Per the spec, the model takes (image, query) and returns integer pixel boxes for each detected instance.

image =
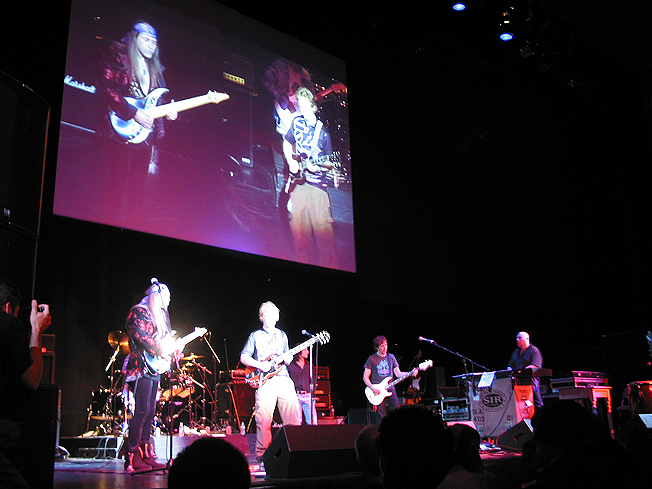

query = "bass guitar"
[143,326,207,375]
[365,359,433,406]
[245,331,330,388]
[109,88,229,145]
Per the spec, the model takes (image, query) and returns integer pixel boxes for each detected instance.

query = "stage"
[53,433,521,489]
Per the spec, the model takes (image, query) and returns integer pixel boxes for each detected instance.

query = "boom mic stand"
[418,336,490,399]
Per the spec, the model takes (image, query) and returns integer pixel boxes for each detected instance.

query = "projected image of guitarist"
[363,336,420,421]
[282,87,337,269]
[239,301,302,462]
[99,21,178,223]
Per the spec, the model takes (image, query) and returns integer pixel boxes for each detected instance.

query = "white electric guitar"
[109,88,229,145]
[143,327,207,375]
[365,359,433,406]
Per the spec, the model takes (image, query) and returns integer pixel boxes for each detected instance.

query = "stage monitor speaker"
[263,424,364,479]
[496,419,534,452]
[347,407,381,426]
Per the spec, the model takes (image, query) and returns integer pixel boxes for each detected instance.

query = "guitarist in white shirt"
[240,301,302,461]
[363,336,418,421]
[122,278,178,472]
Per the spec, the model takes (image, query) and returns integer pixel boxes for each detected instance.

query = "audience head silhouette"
[376,404,453,489]
[168,437,250,489]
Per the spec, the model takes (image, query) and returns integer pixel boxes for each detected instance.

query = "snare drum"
[627,381,652,415]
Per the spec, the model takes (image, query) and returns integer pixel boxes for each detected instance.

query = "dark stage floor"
[52,434,521,489]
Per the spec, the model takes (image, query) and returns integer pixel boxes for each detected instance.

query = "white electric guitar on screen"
[365,359,433,406]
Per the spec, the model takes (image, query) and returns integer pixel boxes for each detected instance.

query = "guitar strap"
[309,120,323,159]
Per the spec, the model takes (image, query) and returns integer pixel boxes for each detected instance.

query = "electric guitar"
[143,326,207,375]
[365,359,433,406]
[109,88,229,144]
[285,152,340,193]
[244,331,330,388]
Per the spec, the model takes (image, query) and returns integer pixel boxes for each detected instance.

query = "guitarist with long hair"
[363,336,418,422]
[240,301,302,461]
[99,21,178,223]
[122,278,178,472]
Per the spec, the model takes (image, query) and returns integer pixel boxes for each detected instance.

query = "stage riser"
[60,434,254,460]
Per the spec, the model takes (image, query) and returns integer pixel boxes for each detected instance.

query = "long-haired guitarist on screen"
[282,87,337,269]
[363,336,419,421]
[98,21,178,223]
[239,301,302,462]
[122,278,181,472]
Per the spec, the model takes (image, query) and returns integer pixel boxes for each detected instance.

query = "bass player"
[240,301,302,461]
[363,336,418,421]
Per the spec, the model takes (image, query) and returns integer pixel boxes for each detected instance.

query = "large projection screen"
[54,0,354,272]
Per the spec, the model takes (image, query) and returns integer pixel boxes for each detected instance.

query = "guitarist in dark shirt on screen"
[283,87,337,269]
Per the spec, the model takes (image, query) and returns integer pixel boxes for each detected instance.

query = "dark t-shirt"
[0,311,33,419]
[364,353,399,386]
[508,345,543,371]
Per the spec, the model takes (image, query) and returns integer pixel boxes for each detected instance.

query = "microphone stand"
[419,337,490,399]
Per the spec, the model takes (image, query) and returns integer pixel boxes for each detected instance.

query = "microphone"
[302,330,314,337]
[419,336,437,345]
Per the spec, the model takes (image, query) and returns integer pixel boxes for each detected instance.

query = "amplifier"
[550,377,610,390]
[441,398,470,422]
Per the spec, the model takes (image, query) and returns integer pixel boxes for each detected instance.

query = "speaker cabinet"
[263,424,364,478]
[10,385,60,489]
[216,382,255,417]
[496,419,534,452]
[617,413,652,442]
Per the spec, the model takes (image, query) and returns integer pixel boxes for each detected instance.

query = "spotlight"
[452,3,466,11]
[499,7,514,41]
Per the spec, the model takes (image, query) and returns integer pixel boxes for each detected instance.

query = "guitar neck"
[148,94,212,120]
[275,336,318,365]
[387,372,414,389]
[175,329,205,349]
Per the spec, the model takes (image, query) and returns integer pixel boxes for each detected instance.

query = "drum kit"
[86,330,219,436]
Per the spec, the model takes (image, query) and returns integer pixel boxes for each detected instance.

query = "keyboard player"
[507,331,544,408]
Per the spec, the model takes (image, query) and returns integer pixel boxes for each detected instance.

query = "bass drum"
[157,399,190,434]
[627,381,652,415]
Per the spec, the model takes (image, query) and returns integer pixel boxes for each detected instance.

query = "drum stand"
[87,341,128,436]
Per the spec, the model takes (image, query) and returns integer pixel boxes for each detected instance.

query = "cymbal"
[181,354,204,361]
[108,330,130,354]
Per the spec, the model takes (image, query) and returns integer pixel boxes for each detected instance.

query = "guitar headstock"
[315,331,330,345]
[419,360,433,370]
[206,91,230,104]
[195,327,208,335]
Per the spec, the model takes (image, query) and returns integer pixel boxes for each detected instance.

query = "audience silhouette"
[167,437,251,489]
